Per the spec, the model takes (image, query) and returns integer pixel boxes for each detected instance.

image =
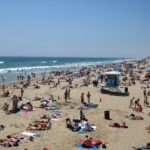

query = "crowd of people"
[0,58,150,149]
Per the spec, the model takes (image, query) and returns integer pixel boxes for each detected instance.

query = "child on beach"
[64,89,68,102]
[144,95,149,107]
[87,92,91,103]
[129,97,134,108]
[20,88,24,99]
[135,98,140,108]
[81,93,85,104]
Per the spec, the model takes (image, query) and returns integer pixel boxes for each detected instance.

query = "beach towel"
[16,109,35,117]
[76,144,100,150]
[51,118,61,121]
[79,126,97,134]
[79,105,89,110]
[46,110,62,116]
[80,104,98,110]
[21,131,40,137]
[86,103,98,108]
[0,131,39,148]
[47,107,58,110]
[141,145,150,150]
[46,110,67,119]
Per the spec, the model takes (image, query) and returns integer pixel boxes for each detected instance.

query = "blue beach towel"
[16,111,21,115]
[78,130,94,134]
[78,126,96,134]
[86,103,98,108]
[76,144,100,150]
[78,130,89,134]
[141,145,150,150]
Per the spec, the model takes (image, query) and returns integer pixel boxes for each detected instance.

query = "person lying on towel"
[20,102,33,111]
[109,122,128,128]
[66,118,81,131]
[134,105,143,113]
[79,119,94,131]
[66,118,94,132]
[27,118,51,130]
[126,114,143,120]
[40,99,49,108]
[80,135,105,148]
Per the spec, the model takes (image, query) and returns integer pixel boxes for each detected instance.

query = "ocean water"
[0,56,130,84]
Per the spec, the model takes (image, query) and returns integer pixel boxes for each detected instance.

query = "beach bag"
[102,144,106,148]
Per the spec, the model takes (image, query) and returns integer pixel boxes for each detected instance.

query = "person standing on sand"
[64,89,68,102]
[144,95,148,107]
[81,93,85,104]
[57,78,60,85]
[20,88,24,99]
[80,109,84,121]
[129,97,134,108]
[143,88,147,97]
[68,89,71,99]
[135,98,140,108]
[87,92,91,103]
[12,95,19,111]
[27,75,31,83]
[2,84,5,92]
[2,76,5,83]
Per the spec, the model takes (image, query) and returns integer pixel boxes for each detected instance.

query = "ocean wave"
[41,61,47,64]
[51,59,130,68]
[0,66,50,73]
[0,61,4,64]
[0,58,134,74]
[52,60,57,63]
[56,58,136,67]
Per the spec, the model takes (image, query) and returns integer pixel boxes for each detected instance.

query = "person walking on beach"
[1,75,3,81]
[57,78,60,85]
[129,97,134,108]
[17,75,20,81]
[135,98,140,108]
[20,88,24,99]
[81,93,85,104]
[1,75,4,81]
[64,89,68,102]
[27,75,31,83]
[80,109,84,121]
[2,76,4,83]
[68,89,71,99]
[143,88,147,97]
[12,95,19,111]
[2,84,5,92]
[87,92,91,103]
[144,95,148,107]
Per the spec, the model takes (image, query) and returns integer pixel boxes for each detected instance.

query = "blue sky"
[0,0,150,58]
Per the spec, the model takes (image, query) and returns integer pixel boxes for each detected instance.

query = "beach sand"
[0,60,150,150]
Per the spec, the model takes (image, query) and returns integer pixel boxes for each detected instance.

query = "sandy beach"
[0,58,150,150]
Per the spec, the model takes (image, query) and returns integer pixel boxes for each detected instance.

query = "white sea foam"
[52,60,57,63]
[0,61,4,64]
[41,61,47,64]
[50,59,129,68]
[0,66,50,73]
[0,58,135,74]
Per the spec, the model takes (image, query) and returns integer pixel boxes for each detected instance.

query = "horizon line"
[0,55,136,59]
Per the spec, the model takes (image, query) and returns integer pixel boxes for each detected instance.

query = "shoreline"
[0,58,139,85]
